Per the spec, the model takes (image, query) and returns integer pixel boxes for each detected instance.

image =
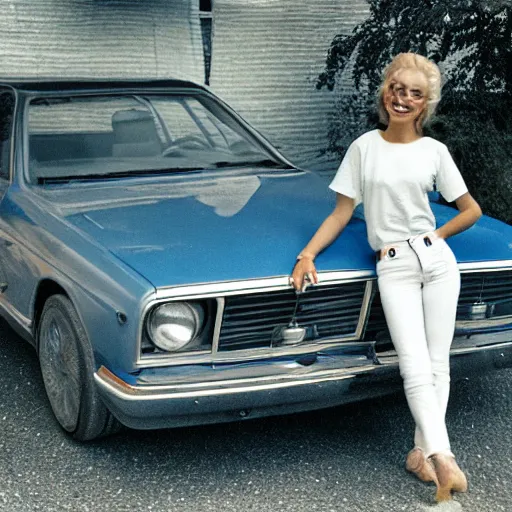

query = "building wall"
[209,0,369,173]
[0,0,204,82]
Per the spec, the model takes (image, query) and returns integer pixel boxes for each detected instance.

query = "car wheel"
[37,294,121,441]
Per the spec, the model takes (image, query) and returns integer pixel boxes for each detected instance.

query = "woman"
[291,53,482,502]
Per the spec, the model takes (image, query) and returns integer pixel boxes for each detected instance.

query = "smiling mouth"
[392,102,412,114]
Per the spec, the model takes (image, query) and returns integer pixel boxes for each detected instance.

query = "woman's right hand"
[288,195,355,292]
[290,257,318,292]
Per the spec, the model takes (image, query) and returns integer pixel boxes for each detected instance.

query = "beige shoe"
[406,447,438,484]
[429,453,468,502]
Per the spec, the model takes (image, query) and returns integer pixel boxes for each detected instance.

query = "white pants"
[377,234,460,457]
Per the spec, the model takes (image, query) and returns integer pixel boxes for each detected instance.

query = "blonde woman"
[291,53,482,502]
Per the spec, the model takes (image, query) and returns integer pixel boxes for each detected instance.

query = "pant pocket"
[410,236,445,273]
[423,240,452,277]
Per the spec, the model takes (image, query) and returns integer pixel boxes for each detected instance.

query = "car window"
[151,99,207,141]
[27,93,285,183]
[151,97,249,151]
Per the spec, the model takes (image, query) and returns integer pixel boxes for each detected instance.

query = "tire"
[37,294,121,441]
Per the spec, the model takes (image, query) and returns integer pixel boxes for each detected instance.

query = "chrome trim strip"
[208,339,373,362]
[211,297,225,354]
[154,270,375,300]
[101,365,367,393]
[355,281,374,338]
[139,350,213,366]
[452,340,512,355]
[137,340,374,368]
[0,297,32,333]
[456,317,512,330]
[148,263,512,302]
[94,365,369,401]
[378,340,512,365]
[459,261,512,272]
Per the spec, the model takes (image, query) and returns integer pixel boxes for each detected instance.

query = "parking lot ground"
[0,319,511,512]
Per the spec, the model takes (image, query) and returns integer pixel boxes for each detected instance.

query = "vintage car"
[0,79,511,441]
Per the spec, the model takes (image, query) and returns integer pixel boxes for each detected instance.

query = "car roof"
[0,77,207,94]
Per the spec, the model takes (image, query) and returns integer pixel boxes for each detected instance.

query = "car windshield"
[28,92,287,183]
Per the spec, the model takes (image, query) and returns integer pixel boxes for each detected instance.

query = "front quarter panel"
[0,184,155,373]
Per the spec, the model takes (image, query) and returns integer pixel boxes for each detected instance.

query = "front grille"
[218,281,368,351]
[457,270,512,315]
[364,270,512,345]
[363,291,388,343]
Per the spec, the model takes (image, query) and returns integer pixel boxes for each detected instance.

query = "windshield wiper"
[37,167,206,184]
[212,159,290,169]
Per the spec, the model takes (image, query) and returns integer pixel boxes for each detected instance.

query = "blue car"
[0,79,511,440]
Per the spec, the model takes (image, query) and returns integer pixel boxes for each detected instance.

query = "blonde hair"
[378,53,442,133]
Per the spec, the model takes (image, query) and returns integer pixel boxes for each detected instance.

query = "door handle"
[0,283,7,293]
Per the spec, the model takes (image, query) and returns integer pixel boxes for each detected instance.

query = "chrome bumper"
[94,339,512,430]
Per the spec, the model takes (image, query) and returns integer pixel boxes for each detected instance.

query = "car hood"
[34,170,371,287]
[430,201,512,265]
[34,170,512,288]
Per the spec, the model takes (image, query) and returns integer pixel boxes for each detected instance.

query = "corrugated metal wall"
[210,0,369,174]
[0,0,372,174]
[0,0,204,82]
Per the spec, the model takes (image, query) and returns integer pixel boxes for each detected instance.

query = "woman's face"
[383,68,429,127]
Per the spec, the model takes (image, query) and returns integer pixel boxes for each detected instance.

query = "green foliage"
[318,0,512,224]
[318,0,512,94]
[427,93,512,224]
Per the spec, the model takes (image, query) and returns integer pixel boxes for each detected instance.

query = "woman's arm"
[435,192,482,240]
[291,193,355,291]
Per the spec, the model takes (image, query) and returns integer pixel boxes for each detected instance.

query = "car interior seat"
[111,109,162,158]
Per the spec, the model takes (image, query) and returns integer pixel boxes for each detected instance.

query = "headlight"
[148,302,205,352]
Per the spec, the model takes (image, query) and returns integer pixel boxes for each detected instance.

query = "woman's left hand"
[435,192,482,240]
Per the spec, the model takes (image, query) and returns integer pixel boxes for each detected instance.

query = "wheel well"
[33,280,68,337]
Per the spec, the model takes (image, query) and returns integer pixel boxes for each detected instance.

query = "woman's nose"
[396,89,413,101]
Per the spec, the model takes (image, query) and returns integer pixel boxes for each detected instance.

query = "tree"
[318,0,512,95]
[317,0,512,223]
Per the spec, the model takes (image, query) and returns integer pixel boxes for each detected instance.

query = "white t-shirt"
[329,129,468,251]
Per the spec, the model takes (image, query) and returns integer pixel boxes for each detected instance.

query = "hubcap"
[39,309,81,432]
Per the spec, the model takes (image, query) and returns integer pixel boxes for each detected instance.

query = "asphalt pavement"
[0,318,511,512]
